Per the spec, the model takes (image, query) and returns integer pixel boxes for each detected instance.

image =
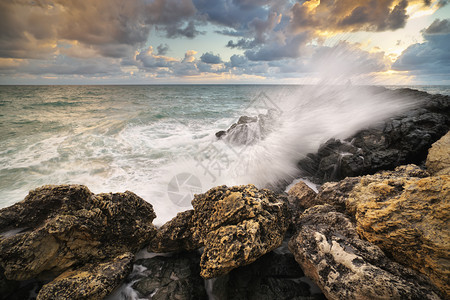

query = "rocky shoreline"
[0,89,449,299]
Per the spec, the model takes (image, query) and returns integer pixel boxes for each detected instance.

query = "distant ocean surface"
[1,84,449,224]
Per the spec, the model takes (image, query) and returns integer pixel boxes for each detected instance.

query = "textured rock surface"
[288,205,442,300]
[191,185,291,278]
[131,253,207,300]
[0,184,157,281]
[148,210,200,253]
[37,252,133,300]
[347,172,450,296]
[426,130,450,175]
[298,89,449,183]
[209,250,324,300]
[287,181,319,210]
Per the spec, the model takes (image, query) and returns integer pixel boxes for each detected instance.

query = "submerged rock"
[191,185,291,278]
[0,184,157,281]
[131,253,207,300]
[37,252,133,300]
[298,90,450,183]
[426,130,450,175]
[289,205,442,300]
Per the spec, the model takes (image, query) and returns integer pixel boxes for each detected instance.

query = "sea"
[0,84,449,225]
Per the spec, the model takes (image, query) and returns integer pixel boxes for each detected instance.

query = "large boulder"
[298,89,450,183]
[288,205,442,300]
[37,252,133,300]
[149,185,291,279]
[426,130,450,175]
[191,185,291,278]
[313,165,449,297]
[0,184,157,281]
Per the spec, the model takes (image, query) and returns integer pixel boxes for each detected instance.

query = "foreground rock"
[314,165,449,297]
[298,89,449,183]
[0,184,157,296]
[37,252,133,300]
[149,184,291,279]
[130,253,207,300]
[289,205,442,300]
[426,130,450,175]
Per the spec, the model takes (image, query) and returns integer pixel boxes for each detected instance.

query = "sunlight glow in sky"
[0,0,449,85]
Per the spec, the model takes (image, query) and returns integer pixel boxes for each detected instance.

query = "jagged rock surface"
[298,89,450,183]
[426,130,450,175]
[192,185,290,278]
[0,184,157,281]
[37,253,133,300]
[288,205,442,300]
[131,253,207,300]
[148,210,200,253]
[287,181,320,210]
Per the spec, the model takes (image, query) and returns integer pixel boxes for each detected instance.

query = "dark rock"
[298,90,450,183]
[131,252,207,300]
[288,205,443,300]
[0,184,157,281]
[148,210,201,253]
[208,251,325,300]
[37,252,133,300]
[191,184,291,278]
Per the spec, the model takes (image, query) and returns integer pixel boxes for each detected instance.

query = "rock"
[131,253,207,300]
[0,184,157,281]
[288,205,442,300]
[191,185,291,278]
[347,172,450,296]
[208,251,323,300]
[215,110,280,145]
[287,181,319,210]
[37,252,133,300]
[148,210,201,253]
[298,90,450,183]
[426,130,450,175]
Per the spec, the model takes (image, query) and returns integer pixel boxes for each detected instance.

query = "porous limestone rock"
[148,210,200,253]
[288,205,442,300]
[0,184,157,281]
[37,252,133,300]
[287,181,319,210]
[347,172,450,296]
[426,130,450,175]
[191,185,290,278]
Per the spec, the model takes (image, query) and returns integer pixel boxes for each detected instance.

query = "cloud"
[392,18,450,80]
[157,44,170,56]
[200,52,222,64]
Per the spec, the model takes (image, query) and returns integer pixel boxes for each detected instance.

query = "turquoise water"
[0,85,447,224]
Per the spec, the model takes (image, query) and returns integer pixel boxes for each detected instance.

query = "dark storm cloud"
[200,52,223,64]
[290,0,410,33]
[393,19,450,78]
[157,44,170,55]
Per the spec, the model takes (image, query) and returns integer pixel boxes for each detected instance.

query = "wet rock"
[131,252,207,300]
[215,110,280,145]
[288,205,442,300]
[0,184,157,281]
[148,210,200,253]
[37,252,133,300]
[426,130,450,175]
[287,181,320,210]
[208,251,324,300]
[298,90,450,183]
[192,185,291,278]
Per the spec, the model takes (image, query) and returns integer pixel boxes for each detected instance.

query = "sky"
[0,0,449,85]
